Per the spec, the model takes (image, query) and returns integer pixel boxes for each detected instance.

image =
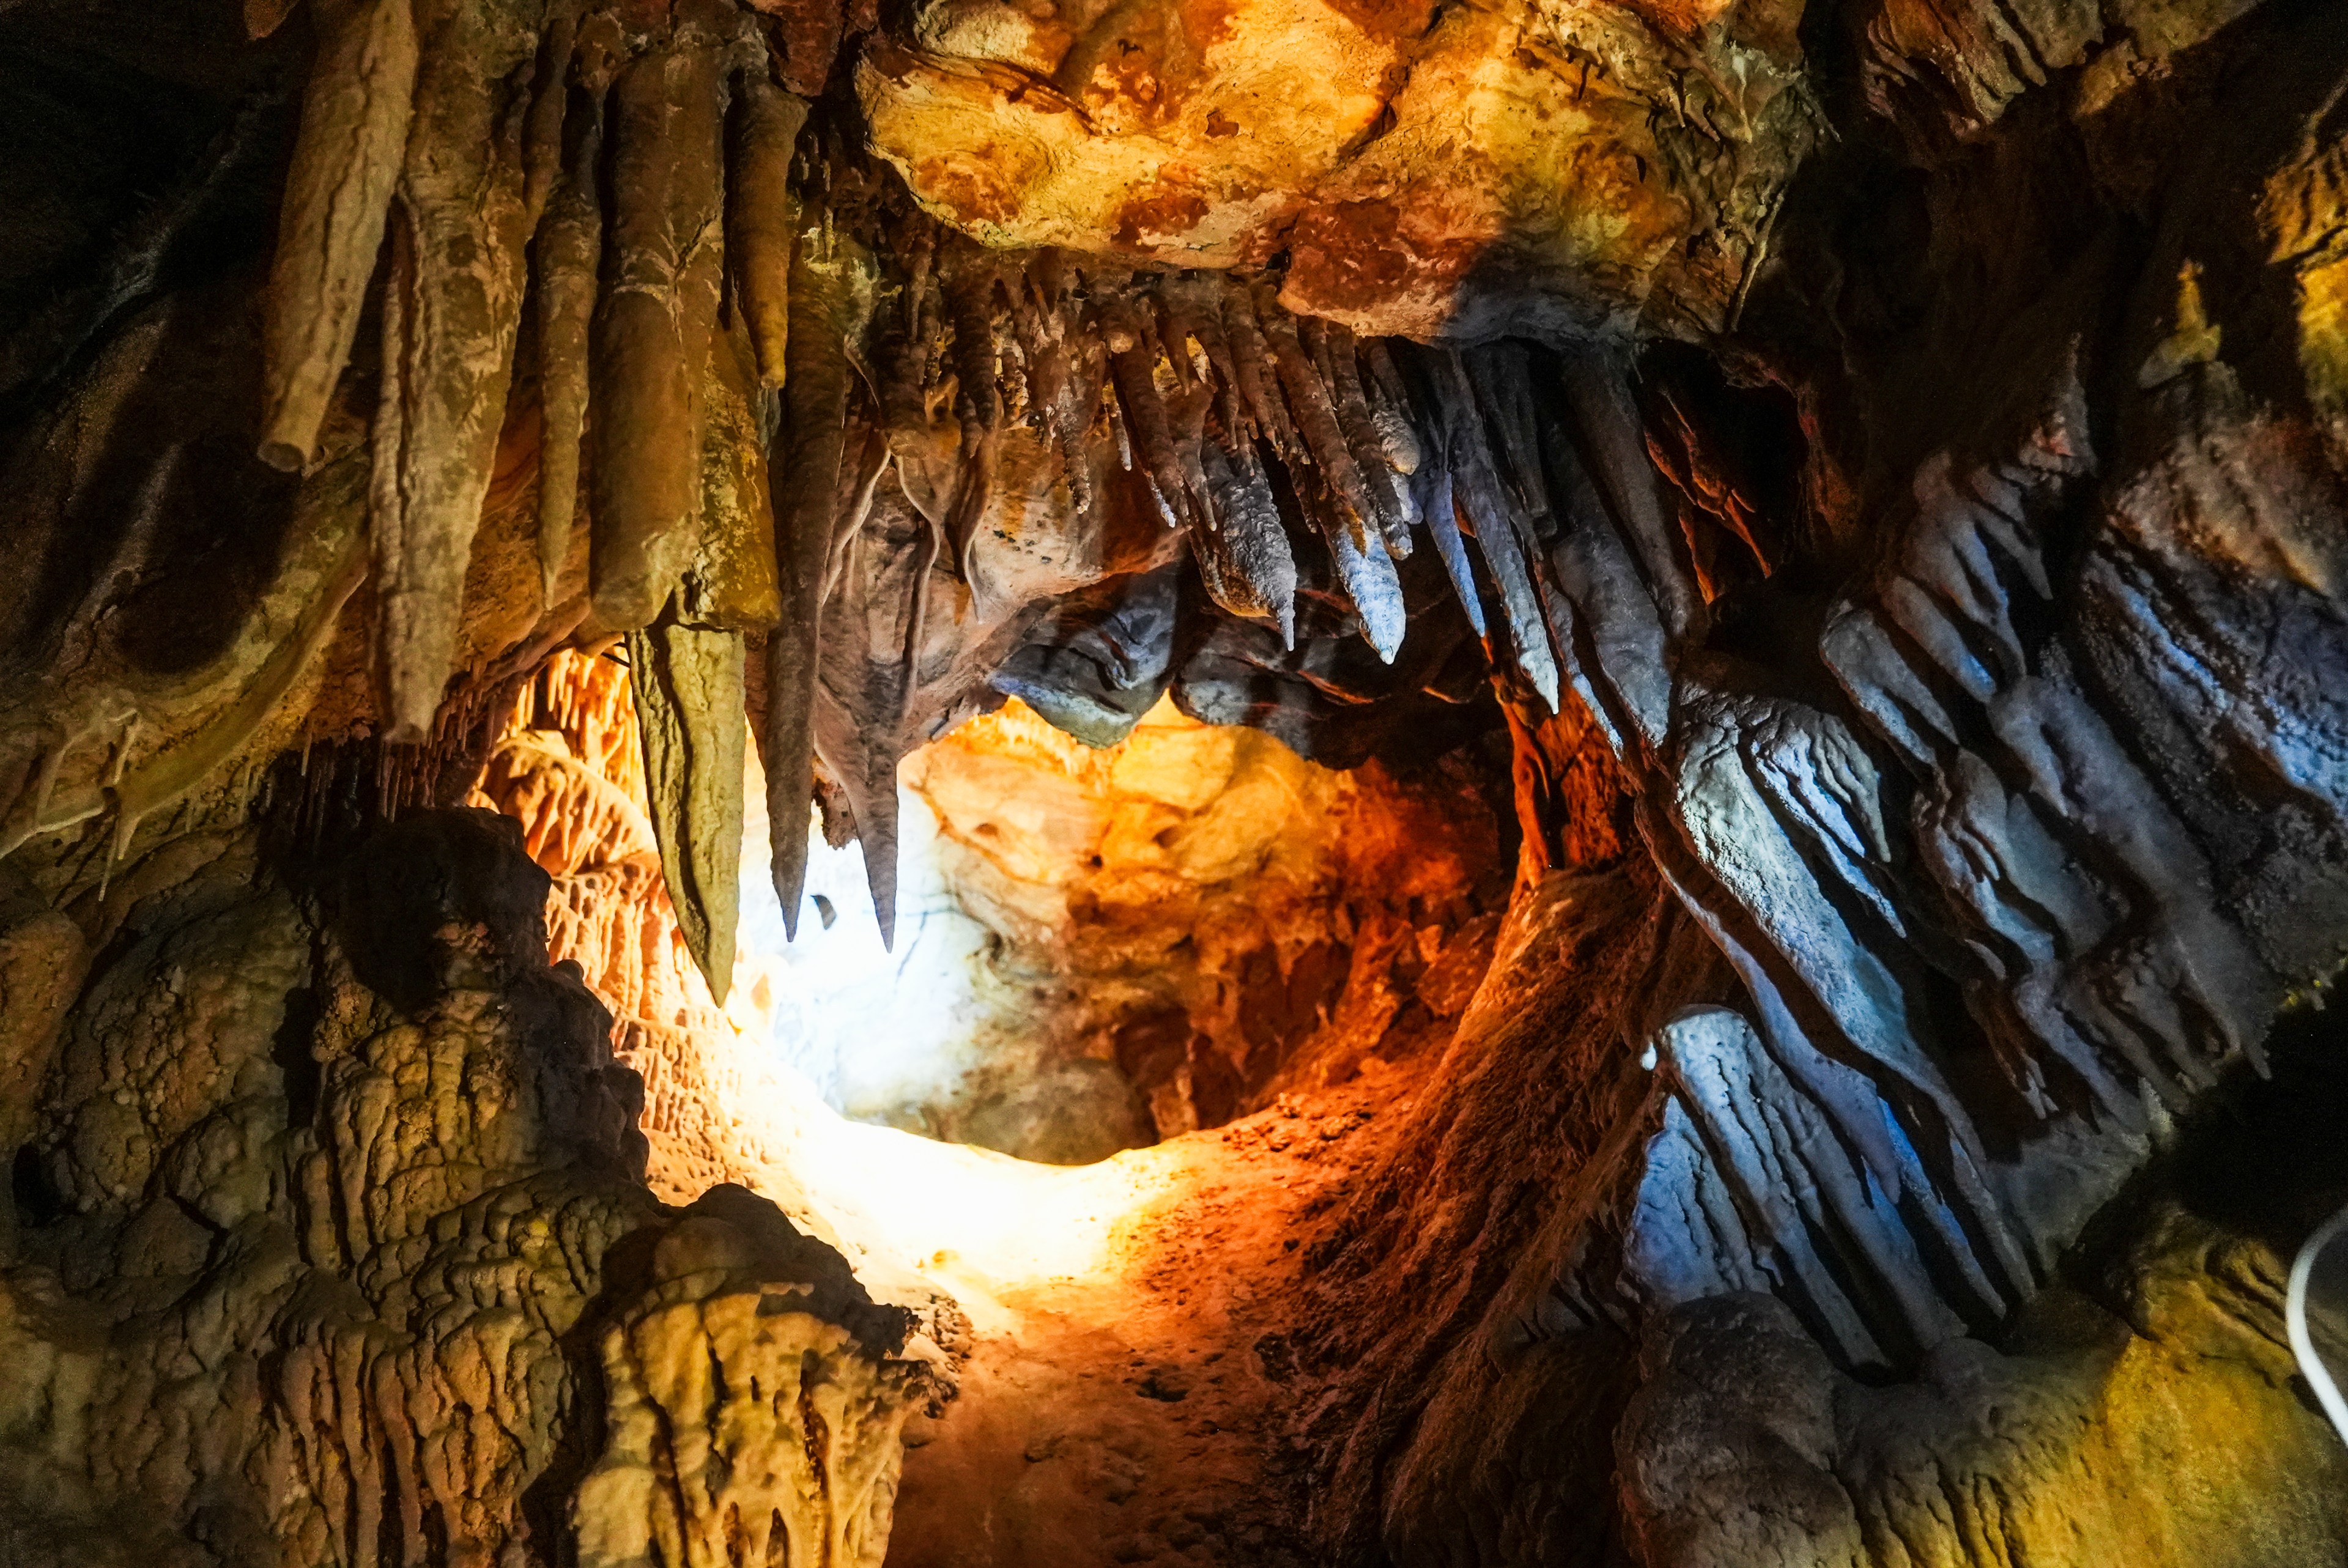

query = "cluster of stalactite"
[253,0,829,741]
[247,0,1776,996]
[775,221,1765,953]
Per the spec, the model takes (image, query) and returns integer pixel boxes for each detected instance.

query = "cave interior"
[2,0,2348,1562]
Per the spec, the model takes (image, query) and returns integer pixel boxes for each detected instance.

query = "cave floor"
[734,1062,1417,1567]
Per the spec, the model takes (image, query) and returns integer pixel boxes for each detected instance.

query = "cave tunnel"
[4,0,2348,1563]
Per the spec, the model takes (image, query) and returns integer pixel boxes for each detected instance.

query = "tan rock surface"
[860,0,1811,338]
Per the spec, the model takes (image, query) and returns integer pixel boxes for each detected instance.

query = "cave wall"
[902,693,1508,1148]
[0,808,936,1563]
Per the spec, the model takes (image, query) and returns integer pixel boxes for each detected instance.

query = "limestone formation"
[2,0,2347,1562]
[0,811,932,1564]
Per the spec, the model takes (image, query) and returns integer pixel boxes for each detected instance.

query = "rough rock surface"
[4,0,2348,1561]
[901,692,1507,1150]
[0,812,933,1565]
[858,0,1812,339]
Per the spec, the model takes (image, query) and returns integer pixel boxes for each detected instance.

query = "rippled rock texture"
[0,812,935,1565]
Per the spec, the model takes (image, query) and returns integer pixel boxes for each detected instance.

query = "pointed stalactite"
[765,212,872,939]
[533,86,602,606]
[1217,279,1297,462]
[1314,317,1416,558]
[728,72,809,387]
[590,27,730,632]
[835,703,906,950]
[811,498,925,952]
[1417,457,1487,639]
[1195,438,1298,645]
[1257,292,1378,553]
[1314,475,1407,662]
[1435,352,1560,711]
[1360,338,1425,478]
[257,0,419,472]
[629,619,746,1004]
[1155,283,1297,638]
[371,0,538,741]
[1467,342,1587,697]
[1385,345,1484,634]
[1103,298,1200,532]
[1556,348,1708,643]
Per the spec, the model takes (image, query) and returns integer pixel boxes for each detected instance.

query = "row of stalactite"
[251,0,1773,995]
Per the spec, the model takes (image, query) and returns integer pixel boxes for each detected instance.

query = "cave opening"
[467,643,1522,1333]
[476,647,1512,1180]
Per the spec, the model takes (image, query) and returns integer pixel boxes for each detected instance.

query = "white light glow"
[737,775,1016,1133]
[713,752,1205,1325]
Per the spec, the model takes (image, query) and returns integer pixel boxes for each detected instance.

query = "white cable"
[2287,1201,2348,1445]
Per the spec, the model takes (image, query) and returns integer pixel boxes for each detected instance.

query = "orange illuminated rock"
[859,0,1812,338]
[902,693,1505,1142]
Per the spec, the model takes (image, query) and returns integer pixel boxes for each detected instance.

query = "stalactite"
[1298,468,1406,662]
[1465,343,1590,709]
[727,72,810,388]
[1218,278,1298,462]
[1415,456,1487,640]
[533,82,604,605]
[1146,294,1226,540]
[1194,439,1298,646]
[1555,349,1706,643]
[1105,297,1201,533]
[1154,282,1300,640]
[589,21,733,633]
[627,618,746,1004]
[257,0,419,472]
[1432,353,1560,711]
[1360,338,1424,479]
[763,207,871,940]
[813,525,917,951]
[369,0,538,741]
[1314,317,1416,558]
[1261,301,1376,552]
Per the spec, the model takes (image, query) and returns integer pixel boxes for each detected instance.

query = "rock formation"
[1,0,2346,1561]
[0,810,935,1564]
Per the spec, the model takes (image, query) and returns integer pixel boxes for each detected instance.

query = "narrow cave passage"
[466,648,1522,1563]
[6,0,2348,1562]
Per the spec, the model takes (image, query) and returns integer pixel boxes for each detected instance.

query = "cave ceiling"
[1,0,2347,1561]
